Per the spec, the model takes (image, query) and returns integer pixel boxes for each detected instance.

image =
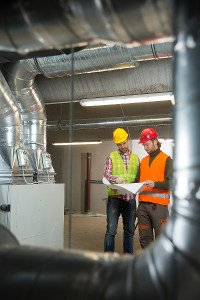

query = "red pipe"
[86,152,91,212]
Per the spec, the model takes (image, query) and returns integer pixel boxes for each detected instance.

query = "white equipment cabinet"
[0,184,65,249]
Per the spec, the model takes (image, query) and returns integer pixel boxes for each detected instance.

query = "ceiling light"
[53,141,102,146]
[80,92,174,107]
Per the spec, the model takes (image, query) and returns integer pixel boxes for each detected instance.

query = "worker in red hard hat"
[135,128,173,249]
[103,128,140,254]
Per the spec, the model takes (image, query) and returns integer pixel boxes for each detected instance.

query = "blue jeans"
[104,196,136,254]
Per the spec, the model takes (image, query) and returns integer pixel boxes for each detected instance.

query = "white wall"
[131,139,174,161]
[49,141,117,214]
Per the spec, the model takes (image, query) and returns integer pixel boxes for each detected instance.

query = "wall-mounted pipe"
[86,152,91,212]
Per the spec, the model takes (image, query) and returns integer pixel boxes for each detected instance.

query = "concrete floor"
[64,214,142,255]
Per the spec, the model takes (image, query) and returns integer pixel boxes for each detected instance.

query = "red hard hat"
[138,128,159,144]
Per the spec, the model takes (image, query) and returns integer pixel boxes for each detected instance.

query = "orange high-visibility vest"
[139,152,170,205]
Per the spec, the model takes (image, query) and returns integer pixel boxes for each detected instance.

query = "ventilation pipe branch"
[5,60,46,149]
[4,60,47,173]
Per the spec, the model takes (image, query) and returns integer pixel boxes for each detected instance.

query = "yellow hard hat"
[113,128,128,144]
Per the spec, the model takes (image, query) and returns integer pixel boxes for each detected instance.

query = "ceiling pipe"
[0,0,173,57]
[34,42,172,78]
[47,115,172,130]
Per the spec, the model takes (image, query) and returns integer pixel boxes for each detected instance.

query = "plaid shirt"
[104,149,139,201]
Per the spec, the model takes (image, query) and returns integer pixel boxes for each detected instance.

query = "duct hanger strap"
[22,120,46,125]
[138,191,170,199]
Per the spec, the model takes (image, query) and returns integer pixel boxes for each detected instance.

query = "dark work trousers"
[137,201,169,249]
[104,196,136,254]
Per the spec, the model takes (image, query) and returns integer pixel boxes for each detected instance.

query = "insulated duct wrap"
[34,42,172,77]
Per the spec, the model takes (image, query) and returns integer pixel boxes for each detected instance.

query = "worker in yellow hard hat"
[103,128,139,254]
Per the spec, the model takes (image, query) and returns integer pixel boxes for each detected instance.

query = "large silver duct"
[0,71,22,183]
[0,0,173,55]
[38,58,173,104]
[5,60,46,166]
[4,60,55,183]
[35,42,173,77]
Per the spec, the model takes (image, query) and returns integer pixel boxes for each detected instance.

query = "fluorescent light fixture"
[53,141,102,146]
[80,92,175,107]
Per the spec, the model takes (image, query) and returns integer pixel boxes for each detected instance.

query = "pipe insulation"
[33,42,173,78]
[0,0,173,55]
[37,58,173,104]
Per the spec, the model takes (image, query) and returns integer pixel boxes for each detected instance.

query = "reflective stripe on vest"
[138,191,170,199]
[139,152,170,205]
[107,151,138,196]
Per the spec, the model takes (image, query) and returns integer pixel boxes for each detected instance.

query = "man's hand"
[116,177,128,184]
[144,180,155,188]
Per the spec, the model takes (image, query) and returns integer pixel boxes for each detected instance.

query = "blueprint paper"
[103,177,145,195]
